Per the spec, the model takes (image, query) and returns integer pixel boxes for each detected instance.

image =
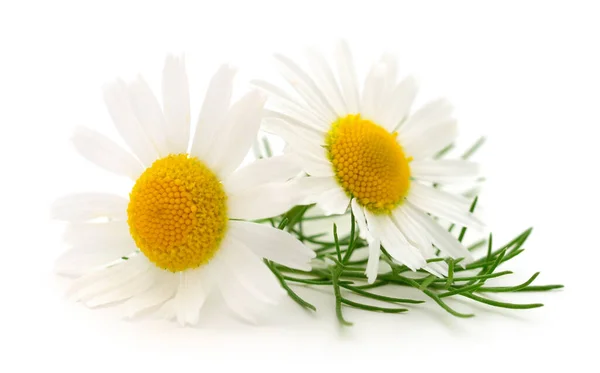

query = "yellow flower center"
[326,114,411,214]
[127,154,228,272]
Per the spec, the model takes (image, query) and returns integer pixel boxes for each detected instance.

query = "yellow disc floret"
[127,154,228,272]
[326,114,411,214]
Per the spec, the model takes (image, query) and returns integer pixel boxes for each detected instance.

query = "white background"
[0,0,597,371]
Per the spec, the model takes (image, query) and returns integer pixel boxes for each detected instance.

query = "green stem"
[332,267,352,326]
[265,260,316,311]
[341,298,408,313]
[340,283,424,304]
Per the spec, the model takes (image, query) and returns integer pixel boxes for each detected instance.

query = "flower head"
[255,42,483,283]
[53,56,315,325]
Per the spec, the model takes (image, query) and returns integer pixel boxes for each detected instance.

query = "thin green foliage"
[260,137,562,326]
[266,201,561,325]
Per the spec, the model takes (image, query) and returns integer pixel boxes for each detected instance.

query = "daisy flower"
[52,56,315,325]
[254,42,483,283]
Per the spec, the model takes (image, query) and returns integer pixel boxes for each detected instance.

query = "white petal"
[228,183,297,220]
[380,76,418,132]
[103,79,158,166]
[162,55,191,153]
[68,255,147,302]
[177,269,211,326]
[411,160,481,184]
[71,126,144,179]
[223,154,302,195]
[394,209,449,277]
[392,205,448,277]
[299,156,335,178]
[288,176,341,206]
[262,117,331,177]
[262,119,332,176]
[351,199,369,238]
[252,79,297,104]
[286,144,331,178]
[422,262,448,278]
[274,53,337,122]
[313,187,350,216]
[365,211,426,270]
[51,193,128,222]
[407,183,483,229]
[361,60,388,123]
[305,46,347,116]
[127,76,170,156]
[400,99,454,139]
[85,263,156,307]
[404,201,473,261]
[285,147,333,178]
[275,121,325,152]
[365,236,381,284]
[63,221,132,248]
[215,259,264,324]
[378,54,398,101]
[227,220,315,271]
[334,40,360,113]
[59,222,137,276]
[263,107,327,135]
[218,237,285,305]
[210,90,266,178]
[401,120,458,160]
[370,54,400,130]
[122,270,178,318]
[190,64,236,160]
[157,269,210,326]
[392,206,435,257]
[252,81,328,128]
[54,244,136,277]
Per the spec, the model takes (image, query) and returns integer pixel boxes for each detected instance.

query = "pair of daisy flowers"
[53,42,482,325]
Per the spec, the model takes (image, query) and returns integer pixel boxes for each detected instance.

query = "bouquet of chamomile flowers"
[52,42,562,326]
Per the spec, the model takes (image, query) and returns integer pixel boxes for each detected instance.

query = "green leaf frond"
[261,137,562,326]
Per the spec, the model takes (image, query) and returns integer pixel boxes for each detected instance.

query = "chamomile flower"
[254,42,483,283]
[52,56,315,325]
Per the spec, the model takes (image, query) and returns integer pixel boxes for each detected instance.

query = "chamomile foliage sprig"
[260,137,563,325]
